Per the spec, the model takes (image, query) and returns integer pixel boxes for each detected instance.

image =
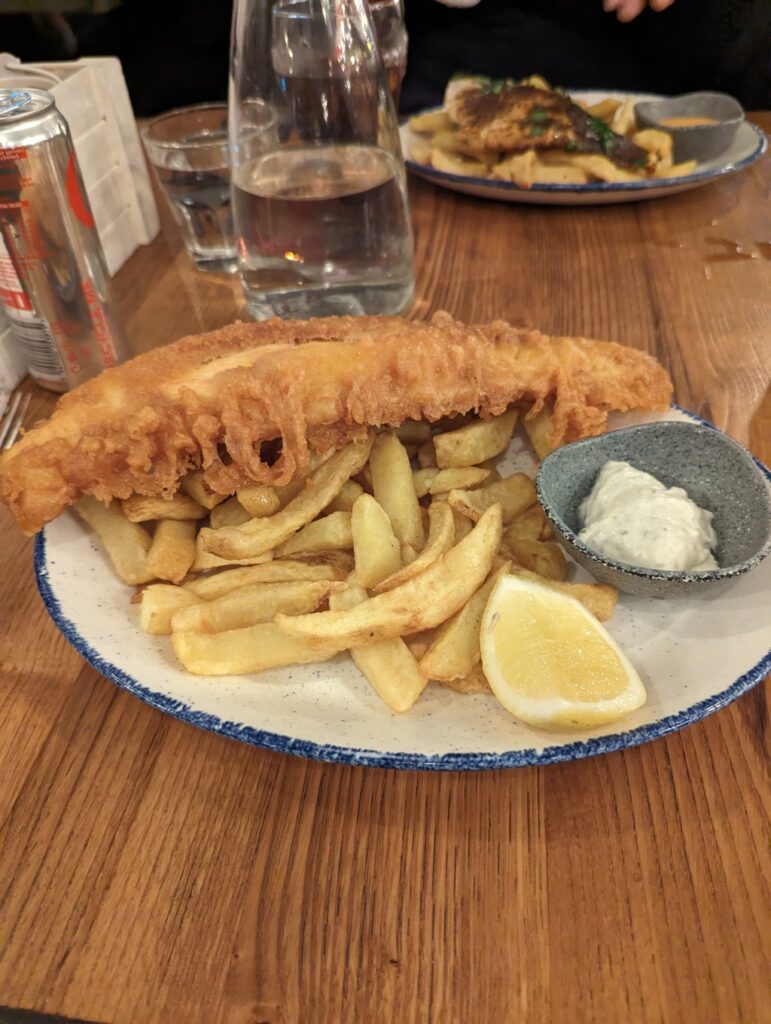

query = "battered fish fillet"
[0,313,671,535]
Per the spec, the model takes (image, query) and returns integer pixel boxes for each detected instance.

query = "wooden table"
[1,116,769,1024]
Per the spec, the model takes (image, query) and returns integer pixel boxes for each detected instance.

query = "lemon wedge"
[480,574,646,730]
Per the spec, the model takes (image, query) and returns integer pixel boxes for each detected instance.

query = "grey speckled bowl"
[635,91,744,164]
[536,421,771,598]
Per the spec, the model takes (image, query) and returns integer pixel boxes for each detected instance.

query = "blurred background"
[1,0,769,115]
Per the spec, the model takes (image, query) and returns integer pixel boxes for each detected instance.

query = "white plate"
[400,91,768,205]
[35,407,770,770]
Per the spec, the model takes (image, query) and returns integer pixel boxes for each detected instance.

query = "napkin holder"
[0,53,159,276]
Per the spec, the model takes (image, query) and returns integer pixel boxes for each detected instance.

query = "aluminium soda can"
[0,88,128,392]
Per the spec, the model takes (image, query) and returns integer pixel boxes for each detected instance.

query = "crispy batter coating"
[0,313,672,534]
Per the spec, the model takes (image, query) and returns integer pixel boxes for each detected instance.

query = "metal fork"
[0,392,31,449]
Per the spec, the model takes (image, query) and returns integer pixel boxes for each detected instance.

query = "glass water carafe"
[229,0,415,320]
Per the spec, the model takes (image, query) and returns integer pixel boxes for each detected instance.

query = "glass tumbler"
[229,0,415,319]
[143,104,238,273]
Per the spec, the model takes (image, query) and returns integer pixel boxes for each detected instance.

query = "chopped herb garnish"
[481,76,517,95]
[587,114,618,153]
[529,125,546,137]
[529,107,548,123]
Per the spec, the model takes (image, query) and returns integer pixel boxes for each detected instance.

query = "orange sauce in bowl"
[659,116,720,128]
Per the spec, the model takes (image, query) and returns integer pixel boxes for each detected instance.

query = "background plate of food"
[401,76,767,205]
[33,405,771,772]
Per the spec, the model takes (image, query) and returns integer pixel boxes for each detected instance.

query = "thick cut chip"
[431,129,499,166]
[353,464,373,494]
[612,97,636,135]
[409,138,433,166]
[139,584,202,635]
[329,585,428,713]
[395,421,432,446]
[237,484,281,518]
[582,98,622,122]
[192,533,274,572]
[171,579,341,634]
[209,495,251,529]
[297,550,355,575]
[522,403,557,460]
[408,109,453,134]
[479,461,503,485]
[452,509,473,542]
[350,493,402,589]
[492,151,537,187]
[122,492,207,522]
[431,148,489,177]
[504,538,567,581]
[434,408,517,468]
[502,504,548,544]
[529,158,589,186]
[372,501,455,594]
[417,440,437,468]
[172,622,342,676]
[632,128,672,163]
[180,471,228,510]
[276,504,502,648]
[274,477,307,507]
[438,665,491,695]
[200,439,372,559]
[413,466,489,499]
[145,519,197,584]
[325,479,364,514]
[183,559,339,600]
[269,448,337,509]
[569,154,639,184]
[448,473,536,524]
[370,432,425,552]
[74,496,153,585]
[418,563,509,681]
[404,631,435,661]
[657,159,696,179]
[275,511,353,557]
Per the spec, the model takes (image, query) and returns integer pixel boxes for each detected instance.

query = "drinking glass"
[369,0,408,111]
[229,0,415,319]
[143,104,249,273]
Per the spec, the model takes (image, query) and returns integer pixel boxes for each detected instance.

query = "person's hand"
[603,0,675,22]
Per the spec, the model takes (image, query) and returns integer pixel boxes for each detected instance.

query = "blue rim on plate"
[403,102,768,195]
[33,407,771,771]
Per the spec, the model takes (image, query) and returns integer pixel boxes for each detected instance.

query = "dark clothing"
[2,0,768,116]
[402,0,771,111]
[72,0,232,115]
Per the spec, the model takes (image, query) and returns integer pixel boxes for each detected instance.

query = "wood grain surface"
[0,118,769,1024]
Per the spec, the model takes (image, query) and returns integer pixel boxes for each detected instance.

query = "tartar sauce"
[578,460,718,572]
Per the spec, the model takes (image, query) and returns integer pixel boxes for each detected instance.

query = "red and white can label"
[0,230,31,312]
[0,232,66,385]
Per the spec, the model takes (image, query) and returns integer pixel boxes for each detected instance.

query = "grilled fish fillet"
[0,313,672,535]
[451,83,647,169]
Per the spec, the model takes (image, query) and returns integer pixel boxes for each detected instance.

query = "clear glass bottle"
[229,0,415,320]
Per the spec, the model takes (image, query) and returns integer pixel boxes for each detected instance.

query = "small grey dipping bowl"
[536,421,771,599]
[635,91,744,164]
